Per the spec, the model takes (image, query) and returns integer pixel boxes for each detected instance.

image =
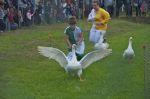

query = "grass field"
[0,19,150,99]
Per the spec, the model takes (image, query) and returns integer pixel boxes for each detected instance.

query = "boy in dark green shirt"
[64,16,85,60]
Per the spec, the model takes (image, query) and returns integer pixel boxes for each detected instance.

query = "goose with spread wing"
[38,44,112,81]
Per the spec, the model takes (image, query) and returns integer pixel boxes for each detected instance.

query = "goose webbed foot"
[128,58,134,64]
[79,77,84,82]
[103,38,107,43]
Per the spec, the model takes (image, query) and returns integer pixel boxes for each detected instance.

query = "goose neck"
[128,40,132,48]
[72,48,78,62]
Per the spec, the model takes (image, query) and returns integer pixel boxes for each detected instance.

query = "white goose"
[123,37,135,60]
[38,44,112,81]
[94,35,109,50]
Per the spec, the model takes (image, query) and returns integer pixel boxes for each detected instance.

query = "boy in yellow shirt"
[87,0,110,44]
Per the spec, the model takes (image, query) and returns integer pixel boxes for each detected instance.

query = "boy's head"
[68,16,77,30]
[92,0,100,11]
[68,16,77,25]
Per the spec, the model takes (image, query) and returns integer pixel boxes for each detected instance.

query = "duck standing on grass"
[123,37,135,62]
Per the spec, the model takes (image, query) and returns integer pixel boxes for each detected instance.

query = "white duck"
[38,44,112,81]
[123,37,135,60]
[94,35,109,50]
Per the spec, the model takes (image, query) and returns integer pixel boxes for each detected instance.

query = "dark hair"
[92,0,99,5]
[68,16,77,25]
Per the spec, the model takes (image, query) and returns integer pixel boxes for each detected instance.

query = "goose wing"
[80,49,112,69]
[38,46,68,68]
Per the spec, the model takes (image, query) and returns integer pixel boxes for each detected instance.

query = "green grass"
[0,19,149,99]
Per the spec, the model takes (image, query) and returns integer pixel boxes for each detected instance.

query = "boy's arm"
[64,27,72,49]
[87,9,95,22]
[64,34,72,49]
[77,32,83,45]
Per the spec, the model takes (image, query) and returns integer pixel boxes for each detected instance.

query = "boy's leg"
[76,53,84,61]
[76,41,85,61]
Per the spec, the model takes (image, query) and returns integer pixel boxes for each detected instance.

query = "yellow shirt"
[94,8,110,30]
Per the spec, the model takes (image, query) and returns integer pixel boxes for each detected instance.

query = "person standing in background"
[0,1,6,32]
[104,0,114,17]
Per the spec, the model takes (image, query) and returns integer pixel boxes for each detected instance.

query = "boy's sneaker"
[103,38,107,43]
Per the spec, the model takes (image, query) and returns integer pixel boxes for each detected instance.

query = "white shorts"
[67,41,85,61]
[89,27,106,43]
[75,41,85,55]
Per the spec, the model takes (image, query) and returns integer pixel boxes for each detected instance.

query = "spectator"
[134,0,142,16]
[104,0,114,17]
[66,4,72,17]
[38,1,44,20]
[8,7,18,30]
[116,0,123,17]
[61,0,67,20]
[34,1,43,24]
[124,0,133,17]
[0,1,6,32]
[78,0,83,19]
[26,8,34,26]
[100,0,105,8]
[140,0,147,16]
[18,10,23,27]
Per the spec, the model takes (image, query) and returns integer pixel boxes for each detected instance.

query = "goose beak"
[129,37,133,40]
[72,44,76,49]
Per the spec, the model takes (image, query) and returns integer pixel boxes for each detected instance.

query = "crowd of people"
[0,0,149,33]
[43,0,149,20]
[0,0,43,33]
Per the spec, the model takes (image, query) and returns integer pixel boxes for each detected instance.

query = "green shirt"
[64,26,82,45]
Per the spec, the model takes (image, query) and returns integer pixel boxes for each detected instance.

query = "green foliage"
[0,20,149,99]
